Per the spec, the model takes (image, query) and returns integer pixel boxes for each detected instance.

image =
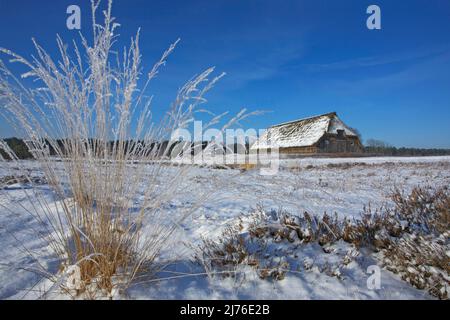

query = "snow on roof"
[250,112,358,149]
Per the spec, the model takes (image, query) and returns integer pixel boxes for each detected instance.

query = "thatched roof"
[250,112,358,150]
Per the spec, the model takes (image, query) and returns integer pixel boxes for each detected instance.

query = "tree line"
[0,137,251,160]
[363,139,450,156]
[1,137,450,160]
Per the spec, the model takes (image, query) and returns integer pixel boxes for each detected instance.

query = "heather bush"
[195,187,449,299]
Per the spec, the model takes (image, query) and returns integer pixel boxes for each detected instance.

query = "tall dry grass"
[0,0,253,298]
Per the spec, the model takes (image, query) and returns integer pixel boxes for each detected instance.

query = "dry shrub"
[344,187,449,299]
[196,187,449,299]
[341,206,403,250]
[383,234,449,299]
[248,210,344,246]
[194,209,352,282]
[0,175,47,187]
[196,229,282,280]
[391,186,450,235]
[325,162,366,170]
[381,187,450,299]
[196,224,249,277]
[193,215,291,281]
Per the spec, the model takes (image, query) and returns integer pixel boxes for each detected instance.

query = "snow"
[1,156,449,299]
[280,155,450,167]
[328,117,358,136]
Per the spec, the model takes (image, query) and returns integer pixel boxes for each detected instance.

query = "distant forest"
[1,137,450,160]
[1,138,33,159]
[363,139,450,157]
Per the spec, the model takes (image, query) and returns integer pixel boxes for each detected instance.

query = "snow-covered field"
[1,156,449,300]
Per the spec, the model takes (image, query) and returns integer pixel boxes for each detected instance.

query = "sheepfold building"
[250,112,363,157]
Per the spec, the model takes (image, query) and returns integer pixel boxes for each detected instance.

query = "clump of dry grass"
[0,0,255,298]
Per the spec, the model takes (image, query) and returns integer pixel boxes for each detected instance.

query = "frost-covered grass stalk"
[0,0,250,297]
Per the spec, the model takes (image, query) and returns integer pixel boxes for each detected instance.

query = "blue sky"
[0,0,449,147]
